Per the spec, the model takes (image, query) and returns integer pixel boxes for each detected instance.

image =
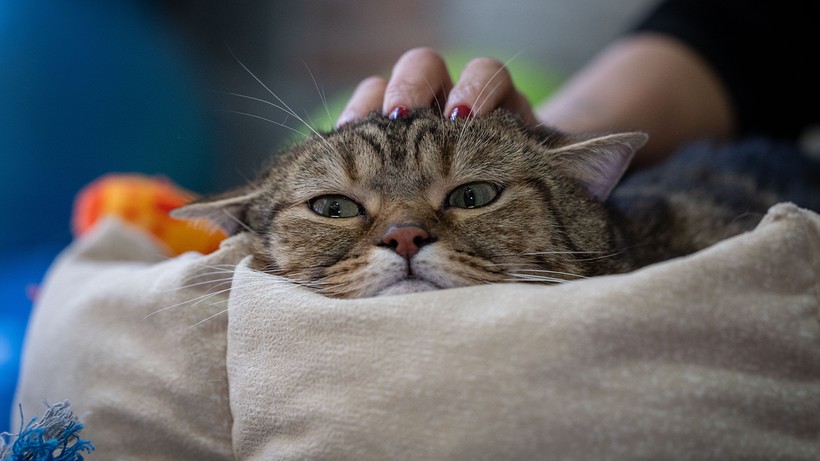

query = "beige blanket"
[12,203,820,460]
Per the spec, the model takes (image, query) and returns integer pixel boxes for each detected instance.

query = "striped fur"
[175,109,804,298]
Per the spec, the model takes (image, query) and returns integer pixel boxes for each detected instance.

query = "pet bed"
[10,203,820,460]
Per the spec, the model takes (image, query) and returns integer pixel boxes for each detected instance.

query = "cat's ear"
[550,132,648,201]
[170,185,263,234]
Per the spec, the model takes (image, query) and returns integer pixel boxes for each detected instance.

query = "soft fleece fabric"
[12,203,820,460]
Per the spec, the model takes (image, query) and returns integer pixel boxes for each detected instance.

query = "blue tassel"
[0,400,94,461]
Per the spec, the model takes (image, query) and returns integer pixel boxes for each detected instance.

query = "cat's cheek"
[259,233,295,273]
[267,212,363,264]
[409,246,492,289]
[327,248,410,298]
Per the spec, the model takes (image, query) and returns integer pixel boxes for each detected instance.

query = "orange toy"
[72,174,227,256]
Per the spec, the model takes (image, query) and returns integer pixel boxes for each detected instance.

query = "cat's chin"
[376,279,439,297]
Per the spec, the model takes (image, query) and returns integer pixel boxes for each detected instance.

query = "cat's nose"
[382,225,433,259]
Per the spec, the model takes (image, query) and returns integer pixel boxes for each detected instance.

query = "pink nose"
[382,225,432,259]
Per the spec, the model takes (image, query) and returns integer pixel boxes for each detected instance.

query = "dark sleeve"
[633,0,820,140]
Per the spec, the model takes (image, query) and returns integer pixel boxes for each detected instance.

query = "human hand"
[336,48,537,127]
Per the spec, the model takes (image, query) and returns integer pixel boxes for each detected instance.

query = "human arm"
[538,0,820,165]
[336,39,733,167]
[536,33,735,167]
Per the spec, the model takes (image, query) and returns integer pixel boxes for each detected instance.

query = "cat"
[173,108,818,298]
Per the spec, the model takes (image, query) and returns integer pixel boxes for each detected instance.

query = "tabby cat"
[173,108,815,298]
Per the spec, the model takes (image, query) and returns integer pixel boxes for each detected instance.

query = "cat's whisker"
[235,279,326,300]
[497,250,606,257]
[180,265,238,277]
[220,208,258,235]
[233,280,297,296]
[196,262,242,270]
[229,48,325,139]
[297,278,342,292]
[180,268,236,278]
[573,252,629,262]
[224,92,299,124]
[163,277,236,293]
[176,264,236,278]
[217,109,309,138]
[144,285,230,320]
[456,51,523,149]
[187,307,231,329]
[504,273,573,284]
[303,61,333,128]
[230,51,345,168]
[315,284,357,298]
[176,268,236,279]
[247,263,295,278]
[497,249,630,262]
[496,266,588,280]
[226,50,343,167]
[473,80,505,115]
[184,285,235,309]
[244,265,342,292]
[307,275,363,297]
[159,268,239,296]
[144,302,187,320]
[154,260,343,317]
[420,73,446,117]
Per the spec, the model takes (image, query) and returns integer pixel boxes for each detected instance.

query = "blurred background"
[0,0,660,431]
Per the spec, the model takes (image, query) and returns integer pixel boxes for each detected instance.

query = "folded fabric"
[12,203,820,460]
[12,219,241,460]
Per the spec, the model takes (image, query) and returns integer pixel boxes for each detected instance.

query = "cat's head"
[174,109,646,298]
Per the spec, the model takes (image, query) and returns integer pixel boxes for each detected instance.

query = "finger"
[445,57,536,124]
[382,47,453,118]
[445,57,512,117]
[336,76,388,127]
[501,90,539,126]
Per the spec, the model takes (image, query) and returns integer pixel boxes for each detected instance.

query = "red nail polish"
[388,106,410,120]
[449,105,472,120]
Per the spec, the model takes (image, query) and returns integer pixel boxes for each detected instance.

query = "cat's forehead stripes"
[319,116,448,195]
[329,112,529,187]
[275,109,562,212]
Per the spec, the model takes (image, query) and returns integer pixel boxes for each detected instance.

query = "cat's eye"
[447,182,500,209]
[309,195,362,218]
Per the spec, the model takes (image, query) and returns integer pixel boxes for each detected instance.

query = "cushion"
[12,203,820,460]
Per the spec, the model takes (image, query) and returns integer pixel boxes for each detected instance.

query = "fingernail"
[449,104,472,121]
[388,106,410,120]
